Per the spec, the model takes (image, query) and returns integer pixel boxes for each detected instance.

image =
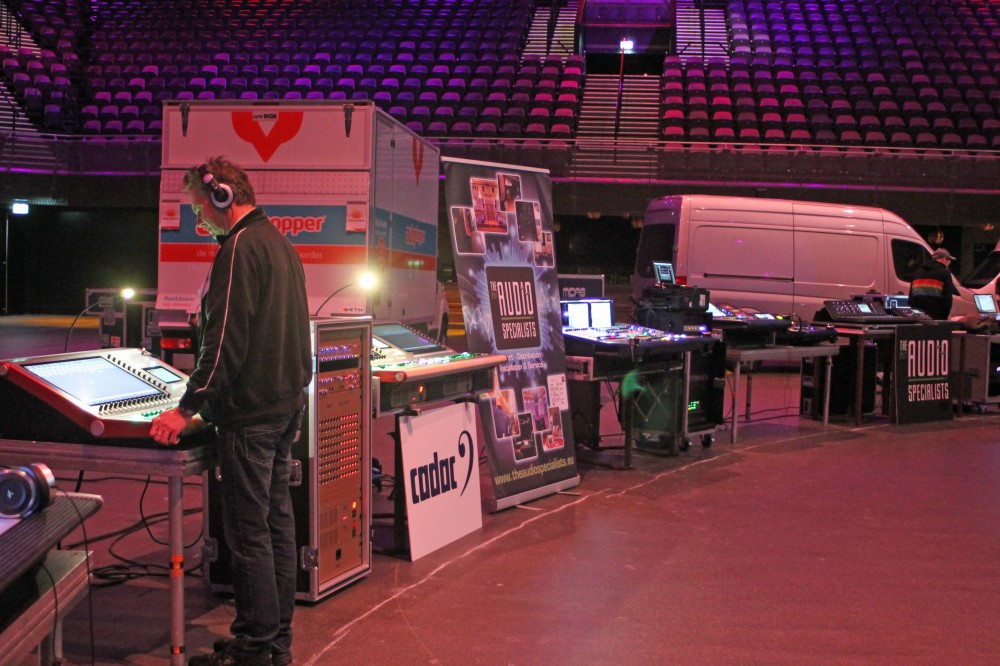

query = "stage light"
[620,38,634,54]
[10,201,28,216]
[312,271,379,317]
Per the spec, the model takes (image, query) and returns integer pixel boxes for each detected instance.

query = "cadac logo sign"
[408,430,475,505]
[231,111,304,162]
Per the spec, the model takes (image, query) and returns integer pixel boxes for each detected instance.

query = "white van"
[633,194,979,319]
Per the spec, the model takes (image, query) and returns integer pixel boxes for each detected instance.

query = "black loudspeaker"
[0,463,55,518]
[196,164,234,209]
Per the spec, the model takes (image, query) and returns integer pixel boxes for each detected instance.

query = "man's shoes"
[188,640,273,666]
[209,638,292,666]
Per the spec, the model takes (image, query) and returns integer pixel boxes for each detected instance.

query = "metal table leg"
[168,475,185,665]
[730,360,742,443]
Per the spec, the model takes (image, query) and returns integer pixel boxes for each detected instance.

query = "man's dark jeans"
[216,409,302,661]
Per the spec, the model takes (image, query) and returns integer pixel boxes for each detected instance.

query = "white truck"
[154,100,446,368]
[633,194,980,319]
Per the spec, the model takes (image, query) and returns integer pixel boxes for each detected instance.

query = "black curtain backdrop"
[8,207,158,314]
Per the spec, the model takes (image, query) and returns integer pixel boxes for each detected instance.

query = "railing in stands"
[1,132,997,195]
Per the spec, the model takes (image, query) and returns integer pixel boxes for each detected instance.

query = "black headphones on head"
[196,164,234,210]
[0,462,55,518]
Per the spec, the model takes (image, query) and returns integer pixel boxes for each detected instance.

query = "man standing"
[151,156,311,666]
[909,247,959,320]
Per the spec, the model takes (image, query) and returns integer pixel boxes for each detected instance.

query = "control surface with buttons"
[0,347,195,442]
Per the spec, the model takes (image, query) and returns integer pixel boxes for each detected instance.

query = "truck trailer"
[155,100,445,368]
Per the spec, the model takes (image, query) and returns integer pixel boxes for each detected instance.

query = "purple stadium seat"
[763,125,787,142]
[939,133,963,149]
[424,120,448,137]
[713,127,736,142]
[662,126,684,140]
[475,121,498,137]
[789,129,812,143]
[838,129,862,145]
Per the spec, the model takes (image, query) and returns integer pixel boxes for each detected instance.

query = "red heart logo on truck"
[412,138,424,185]
[231,111,304,162]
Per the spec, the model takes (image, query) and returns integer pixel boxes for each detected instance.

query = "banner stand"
[484,475,582,513]
[443,157,580,510]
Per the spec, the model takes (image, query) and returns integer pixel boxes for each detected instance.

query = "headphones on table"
[196,164,234,209]
[0,463,55,518]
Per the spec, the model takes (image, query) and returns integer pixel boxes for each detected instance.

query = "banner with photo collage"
[442,157,580,511]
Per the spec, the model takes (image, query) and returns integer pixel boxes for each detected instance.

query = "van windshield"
[961,252,1000,289]
[634,221,676,279]
[890,238,928,283]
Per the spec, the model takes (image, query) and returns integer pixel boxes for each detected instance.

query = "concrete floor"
[5,315,1000,664]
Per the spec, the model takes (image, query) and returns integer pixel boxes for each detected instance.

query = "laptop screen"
[589,300,613,328]
[561,299,614,329]
[974,293,997,314]
[563,301,590,328]
[652,261,675,284]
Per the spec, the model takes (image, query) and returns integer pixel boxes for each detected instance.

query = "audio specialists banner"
[894,322,953,424]
[443,157,580,511]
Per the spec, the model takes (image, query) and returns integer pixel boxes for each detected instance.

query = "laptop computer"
[652,261,675,285]
[974,293,999,320]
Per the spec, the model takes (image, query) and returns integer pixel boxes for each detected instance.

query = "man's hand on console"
[150,408,199,445]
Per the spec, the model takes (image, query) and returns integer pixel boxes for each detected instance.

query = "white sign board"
[399,402,483,560]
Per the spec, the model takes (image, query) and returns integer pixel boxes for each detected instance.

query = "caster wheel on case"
[701,434,714,448]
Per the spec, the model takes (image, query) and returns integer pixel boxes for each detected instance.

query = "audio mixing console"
[563,324,717,380]
[0,347,199,445]
[371,323,506,415]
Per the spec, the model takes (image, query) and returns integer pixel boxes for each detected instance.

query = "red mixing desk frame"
[0,438,213,666]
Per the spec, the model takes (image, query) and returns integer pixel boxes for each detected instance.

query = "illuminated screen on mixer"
[589,300,613,328]
[707,303,725,317]
[24,356,161,406]
[373,324,446,354]
[146,366,183,383]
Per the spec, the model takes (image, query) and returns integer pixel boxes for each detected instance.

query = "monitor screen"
[857,303,873,314]
[652,261,675,284]
[372,324,446,355]
[885,295,909,310]
[589,300,614,328]
[975,293,997,314]
[23,356,161,406]
[146,366,183,384]
[565,302,590,329]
